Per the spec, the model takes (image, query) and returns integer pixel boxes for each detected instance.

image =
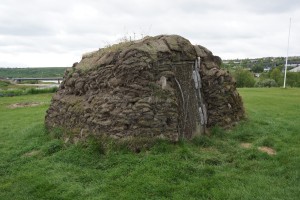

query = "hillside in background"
[1,56,300,88]
[1,56,299,78]
[0,67,68,78]
[222,56,300,72]
[221,56,300,88]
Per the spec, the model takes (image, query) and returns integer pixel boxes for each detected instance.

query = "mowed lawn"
[0,88,299,199]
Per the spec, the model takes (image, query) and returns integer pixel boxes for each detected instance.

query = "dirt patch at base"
[240,143,276,155]
[22,150,41,157]
[258,146,276,155]
[8,102,44,109]
[240,143,252,149]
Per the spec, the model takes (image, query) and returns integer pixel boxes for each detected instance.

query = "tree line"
[0,67,68,78]
[222,57,300,88]
[232,67,300,88]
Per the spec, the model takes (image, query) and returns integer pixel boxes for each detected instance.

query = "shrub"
[270,68,283,85]
[0,87,58,97]
[255,79,277,87]
[26,87,58,94]
[286,72,300,87]
[0,89,24,97]
[0,80,11,87]
[234,68,255,88]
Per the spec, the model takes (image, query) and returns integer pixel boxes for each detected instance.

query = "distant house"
[289,66,300,72]
[287,63,300,68]
[250,59,258,63]
[264,67,271,72]
[254,73,260,77]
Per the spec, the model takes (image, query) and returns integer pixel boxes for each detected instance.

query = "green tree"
[234,68,255,88]
[252,65,264,73]
[259,72,270,80]
[286,72,300,87]
[270,68,283,86]
[241,59,250,68]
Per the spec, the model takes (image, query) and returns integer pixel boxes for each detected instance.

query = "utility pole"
[283,18,291,88]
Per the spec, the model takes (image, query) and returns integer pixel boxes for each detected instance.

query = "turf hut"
[45,35,244,141]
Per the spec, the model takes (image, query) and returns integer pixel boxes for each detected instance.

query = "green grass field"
[0,88,299,199]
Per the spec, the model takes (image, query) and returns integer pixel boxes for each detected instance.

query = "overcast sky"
[1,0,300,67]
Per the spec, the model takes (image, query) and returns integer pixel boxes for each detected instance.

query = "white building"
[289,66,300,72]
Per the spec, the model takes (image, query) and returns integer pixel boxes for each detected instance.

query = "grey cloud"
[0,0,300,67]
[242,0,300,14]
[0,23,53,36]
